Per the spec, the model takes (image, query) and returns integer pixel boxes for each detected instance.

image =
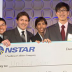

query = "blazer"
[31,32,42,42]
[4,27,33,43]
[44,22,72,41]
[0,36,3,43]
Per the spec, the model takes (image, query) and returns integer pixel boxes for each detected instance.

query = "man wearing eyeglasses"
[0,18,10,46]
[44,2,72,41]
[0,18,7,43]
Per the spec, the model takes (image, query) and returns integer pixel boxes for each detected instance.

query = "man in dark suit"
[0,18,7,43]
[4,12,33,43]
[44,2,72,41]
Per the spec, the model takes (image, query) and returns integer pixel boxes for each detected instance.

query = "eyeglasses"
[0,24,6,27]
[57,9,67,13]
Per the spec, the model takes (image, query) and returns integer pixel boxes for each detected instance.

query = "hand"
[35,40,40,43]
[42,38,51,43]
[1,39,11,47]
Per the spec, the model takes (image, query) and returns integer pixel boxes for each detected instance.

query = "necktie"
[61,25,65,41]
[21,31,26,42]
[0,37,3,43]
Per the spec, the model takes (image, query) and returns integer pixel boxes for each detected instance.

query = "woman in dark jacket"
[31,17,47,42]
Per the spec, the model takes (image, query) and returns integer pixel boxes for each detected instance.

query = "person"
[0,18,7,43]
[4,12,33,43]
[31,17,48,42]
[0,18,10,46]
[44,2,72,41]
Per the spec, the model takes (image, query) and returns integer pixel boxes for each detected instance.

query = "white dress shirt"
[17,26,27,42]
[0,34,3,39]
[38,33,43,41]
[58,21,68,36]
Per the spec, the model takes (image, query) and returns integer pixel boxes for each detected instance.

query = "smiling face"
[36,20,47,34]
[56,7,69,22]
[0,21,7,35]
[16,16,29,30]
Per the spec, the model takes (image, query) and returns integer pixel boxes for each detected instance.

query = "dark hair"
[16,12,30,21]
[0,18,6,24]
[35,17,47,28]
[55,2,70,12]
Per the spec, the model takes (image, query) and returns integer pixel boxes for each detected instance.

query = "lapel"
[65,23,72,40]
[35,32,42,41]
[0,34,3,43]
[14,27,22,42]
[0,37,3,43]
[27,30,30,42]
[54,23,62,41]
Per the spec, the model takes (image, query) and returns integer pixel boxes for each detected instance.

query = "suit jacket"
[44,23,72,41]
[0,36,3,43]
[31,32,42,42]
[4,27,33,43]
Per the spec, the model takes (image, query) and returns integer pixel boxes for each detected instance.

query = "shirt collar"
[58,21,68,28]
[0,34,3,39]
[38,33,43,41]
[17,26,26,36]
